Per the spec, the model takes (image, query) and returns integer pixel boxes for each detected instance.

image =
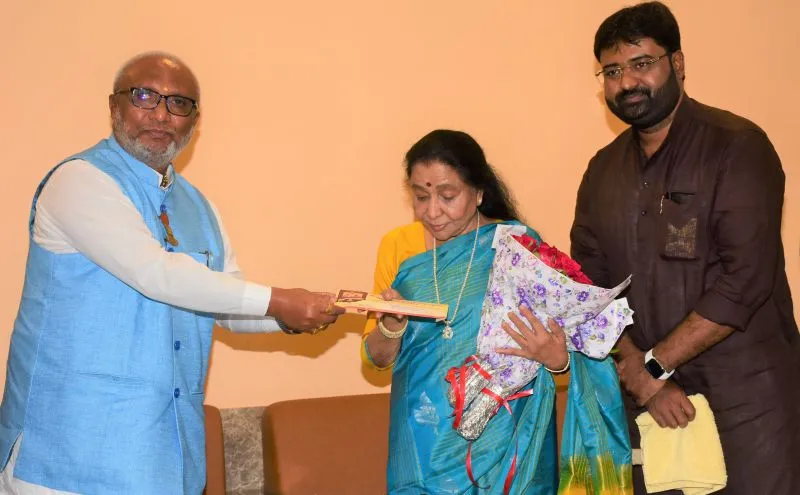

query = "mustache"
[616,87,651,104]
[139,126,175,136]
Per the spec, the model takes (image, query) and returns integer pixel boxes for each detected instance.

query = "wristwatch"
[644,349,674,380]
[276,319,301,335]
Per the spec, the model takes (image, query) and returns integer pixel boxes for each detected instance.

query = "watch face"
[645,358,665,379]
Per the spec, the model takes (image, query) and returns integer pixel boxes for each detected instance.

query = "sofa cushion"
[262,393,390,495]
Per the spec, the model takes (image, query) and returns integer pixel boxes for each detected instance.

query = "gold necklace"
[433,214,480,339]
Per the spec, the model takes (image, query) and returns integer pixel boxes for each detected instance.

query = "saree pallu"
[387,221,632,494]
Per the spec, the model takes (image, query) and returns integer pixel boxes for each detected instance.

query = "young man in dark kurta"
[571,2,800,494]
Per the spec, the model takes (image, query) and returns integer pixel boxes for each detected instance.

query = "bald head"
[113,51,200,102]
[109,51,200,172]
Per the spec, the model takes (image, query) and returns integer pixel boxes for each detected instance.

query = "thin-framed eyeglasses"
[595,52,671,83]
[112,87,198,117]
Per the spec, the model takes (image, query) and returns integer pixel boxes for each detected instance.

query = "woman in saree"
[361,129,632,494]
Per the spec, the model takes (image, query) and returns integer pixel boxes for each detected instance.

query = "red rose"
[535,243,562,270]
[512,234,538,251]
[511,235,593,285]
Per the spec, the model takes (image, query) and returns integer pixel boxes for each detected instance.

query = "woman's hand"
[496,306,569,371]
[375,288,408,333]
[365,288,407,368]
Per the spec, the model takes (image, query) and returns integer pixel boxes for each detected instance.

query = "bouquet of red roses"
[447,225,633,440]
[511,234,593,284]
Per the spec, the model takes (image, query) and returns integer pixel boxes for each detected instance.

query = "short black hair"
[594,1,681,61]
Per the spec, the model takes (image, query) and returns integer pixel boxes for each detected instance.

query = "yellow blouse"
[360,221,426,370]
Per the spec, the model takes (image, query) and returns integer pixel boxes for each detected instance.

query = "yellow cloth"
[635,394,727,495]
[360,222,426,370]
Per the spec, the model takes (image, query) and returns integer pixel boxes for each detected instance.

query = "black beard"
[606,67,681,130]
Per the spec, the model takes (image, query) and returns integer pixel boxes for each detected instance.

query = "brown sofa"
[204,404,226,495]
[263,384,567,494]
[204,380,568,494]
[262,393,390,495]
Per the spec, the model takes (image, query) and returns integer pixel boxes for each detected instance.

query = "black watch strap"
[276,319,301,334]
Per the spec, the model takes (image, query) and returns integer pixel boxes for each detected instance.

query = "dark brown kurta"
[571,96,800,494]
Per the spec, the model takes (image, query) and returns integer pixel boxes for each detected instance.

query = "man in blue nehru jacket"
[0,52,343,494]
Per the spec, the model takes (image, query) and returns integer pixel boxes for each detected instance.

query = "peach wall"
[1,0,797,408]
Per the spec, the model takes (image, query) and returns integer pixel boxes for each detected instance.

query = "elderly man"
[0,52,342,494]
[570,2,800,493]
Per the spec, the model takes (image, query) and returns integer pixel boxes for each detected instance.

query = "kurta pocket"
[657,193,703,260]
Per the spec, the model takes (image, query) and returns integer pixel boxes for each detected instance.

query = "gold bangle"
[544,353,571,374]
[377,317,407,339]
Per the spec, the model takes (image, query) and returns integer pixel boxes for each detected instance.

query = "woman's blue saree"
[387,221,632,495]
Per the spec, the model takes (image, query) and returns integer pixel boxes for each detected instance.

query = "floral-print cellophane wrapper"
[450,226,634,440]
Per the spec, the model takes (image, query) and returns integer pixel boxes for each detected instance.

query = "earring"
[477,195,483,206]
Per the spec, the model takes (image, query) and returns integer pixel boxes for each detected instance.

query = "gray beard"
[112,110,194,168]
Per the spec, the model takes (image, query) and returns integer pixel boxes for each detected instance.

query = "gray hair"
[112,51,200,100]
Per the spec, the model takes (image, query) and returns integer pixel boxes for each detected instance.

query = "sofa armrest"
[204,404,226,495]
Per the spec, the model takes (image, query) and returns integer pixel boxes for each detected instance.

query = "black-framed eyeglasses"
[595,52,671,83]
[113,87,198,117]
